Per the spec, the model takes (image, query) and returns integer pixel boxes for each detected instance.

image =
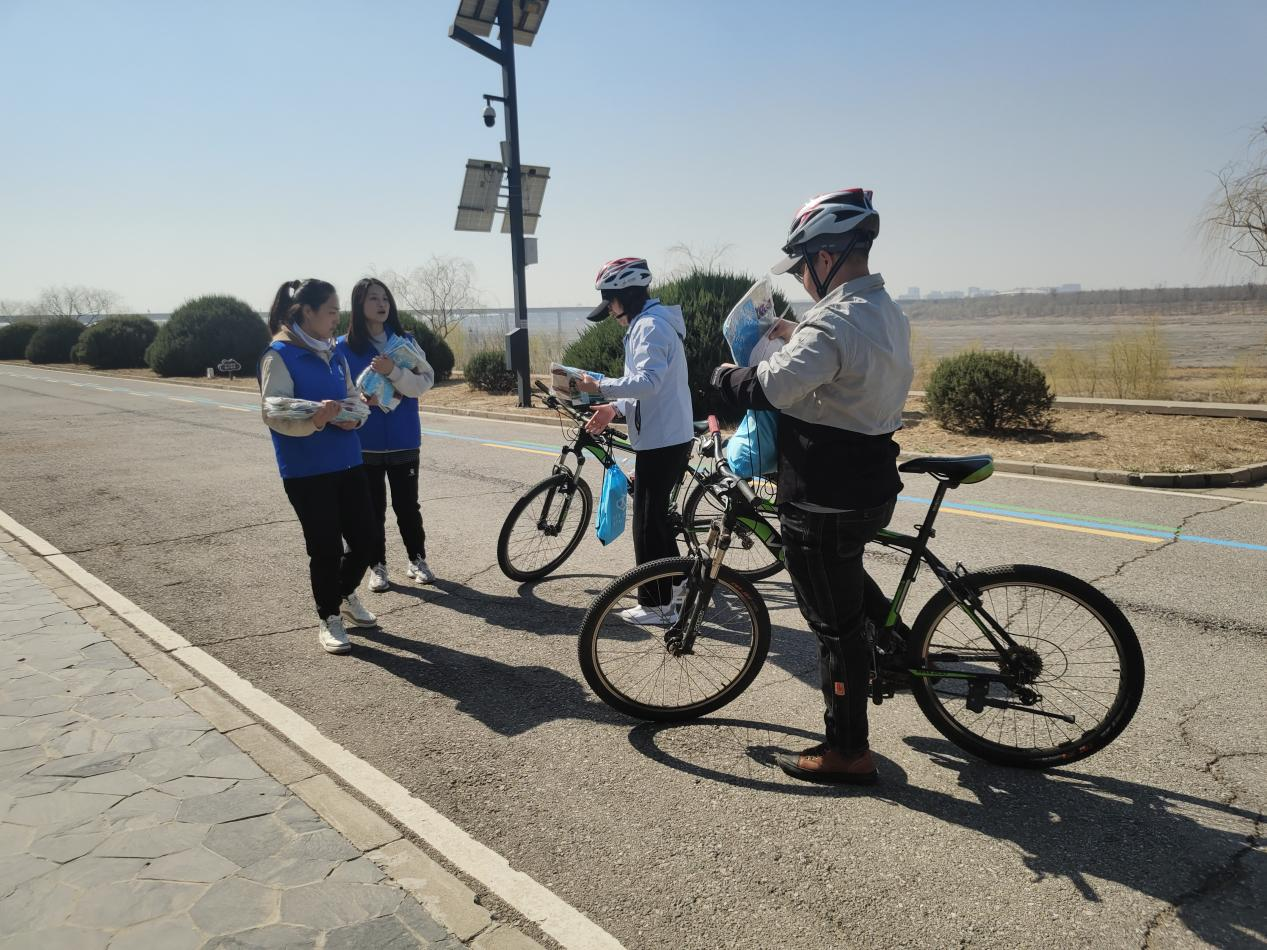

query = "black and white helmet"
[587,257,652,321]
[770,189,879,276]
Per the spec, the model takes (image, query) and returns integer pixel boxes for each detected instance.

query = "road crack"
[1140,696,1266,947]
[1093,500,1240,586]
[60,518,298,555]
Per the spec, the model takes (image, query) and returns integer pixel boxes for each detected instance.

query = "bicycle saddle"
[899,454,994,484]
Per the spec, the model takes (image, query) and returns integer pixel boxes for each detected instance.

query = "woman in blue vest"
[260,278,379,655]
[335,278,436,593]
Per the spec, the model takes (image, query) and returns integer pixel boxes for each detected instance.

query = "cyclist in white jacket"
[577,258,694,624]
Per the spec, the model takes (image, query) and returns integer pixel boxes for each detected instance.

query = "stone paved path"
[0,546,467,949]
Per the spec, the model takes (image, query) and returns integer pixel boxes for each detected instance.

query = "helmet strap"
[808,232,865,299]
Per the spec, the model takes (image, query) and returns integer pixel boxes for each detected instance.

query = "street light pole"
[497,0,531,407]
[450,0,537,408]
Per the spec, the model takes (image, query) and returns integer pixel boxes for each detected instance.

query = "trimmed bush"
[146,295,270,377]
[926,350,1054,433]
[0,322,39,360]
[560,269,792,421]
[560,318,625,378]
[464,349,517,394]
[71,315,157,369]
[333,312,456,382]
[25,318,85,364]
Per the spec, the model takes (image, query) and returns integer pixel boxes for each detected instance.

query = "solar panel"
[454,0,549,47]
[455,159,505,232]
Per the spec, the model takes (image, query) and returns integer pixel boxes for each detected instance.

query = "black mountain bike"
[576,418,1145,769]
[497,382,786,582]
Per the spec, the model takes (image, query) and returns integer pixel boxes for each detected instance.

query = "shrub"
[145,295,270,377]
[560,318,625,378]
[333,312,457,382]
[25,318,85,364]
[464,349,517,394]
[71,315,157,369]
[926,350,1054,433]
[560,269,792,421]
[0,322,39,360]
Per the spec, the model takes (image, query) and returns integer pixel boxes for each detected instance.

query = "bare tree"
[376,257,483,339]
[1202,121,1267,269]
[35,285,124,324]
[0,299,32,317]
[662,241,735,280]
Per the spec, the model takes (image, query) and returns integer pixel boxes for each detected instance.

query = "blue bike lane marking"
[5,369,1262,553]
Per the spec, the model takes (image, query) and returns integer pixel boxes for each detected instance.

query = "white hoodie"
[597,299,694,452]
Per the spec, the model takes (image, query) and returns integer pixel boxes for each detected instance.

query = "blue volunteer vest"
[334,336,423,454]
[265,341,363,479]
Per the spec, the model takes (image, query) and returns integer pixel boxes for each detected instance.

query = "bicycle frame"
[872,478,1069,719]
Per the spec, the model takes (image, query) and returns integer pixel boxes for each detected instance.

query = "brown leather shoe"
[775,743,878,785]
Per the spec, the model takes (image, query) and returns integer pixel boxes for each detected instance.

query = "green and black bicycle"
[496,382,786,582]
[577,417,1145,769]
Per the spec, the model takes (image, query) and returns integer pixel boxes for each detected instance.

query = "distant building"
[899,286,921,301]
[1056,283,1082,294]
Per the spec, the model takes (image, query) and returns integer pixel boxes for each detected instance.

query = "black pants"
[364,458,426,564]
[778,498,897,752]
[632,440,693,606]
[283,466,377,619]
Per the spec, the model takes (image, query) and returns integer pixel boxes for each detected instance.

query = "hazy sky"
[2,0,1266,313]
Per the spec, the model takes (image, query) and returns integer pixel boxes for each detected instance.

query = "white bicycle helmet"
[587,257,652,321]
[770,189,879,295]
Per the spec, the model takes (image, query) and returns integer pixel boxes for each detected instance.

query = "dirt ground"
[6,362,1266,474]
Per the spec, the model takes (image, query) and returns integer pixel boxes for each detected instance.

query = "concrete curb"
[419,404,1267,490]
[0,527,553,950]
[907,389,1267,420]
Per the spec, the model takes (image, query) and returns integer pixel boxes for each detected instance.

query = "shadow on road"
[386,575,610,638]
[628,718,1265,949]
[350,626,625,736]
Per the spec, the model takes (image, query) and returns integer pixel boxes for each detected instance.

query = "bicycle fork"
[664,518,733,656]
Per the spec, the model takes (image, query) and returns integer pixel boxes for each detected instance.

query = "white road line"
[0,506,626,950]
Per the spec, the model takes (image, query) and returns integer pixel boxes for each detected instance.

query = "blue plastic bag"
[725,410,778,478]
[595,463,630,545]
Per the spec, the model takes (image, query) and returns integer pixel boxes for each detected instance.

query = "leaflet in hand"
[354,333,429,413]
[722,277,778,366]
[264,396,369,425]
[549,362,608,406]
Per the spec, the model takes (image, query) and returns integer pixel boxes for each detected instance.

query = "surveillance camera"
[482,104,496,128]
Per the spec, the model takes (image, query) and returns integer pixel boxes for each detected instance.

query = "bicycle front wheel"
[496,473,592,582]
[681,481,784,581]
[910,564,1145,768]
[578,557,771,721]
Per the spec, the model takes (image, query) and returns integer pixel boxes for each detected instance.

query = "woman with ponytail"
[335,278,436,592]
[259,279,379,655]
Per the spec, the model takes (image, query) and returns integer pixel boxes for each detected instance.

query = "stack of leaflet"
[549,363,607,407]
[355,334,430,412]
[264,396,370,425]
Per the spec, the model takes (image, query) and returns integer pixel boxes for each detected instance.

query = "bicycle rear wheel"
[578,557,771,721]
[681,481,784,581]
[910,564,1145,768]
[496,473,592,582]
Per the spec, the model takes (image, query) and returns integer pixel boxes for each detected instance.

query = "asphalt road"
[1,364,1264,950]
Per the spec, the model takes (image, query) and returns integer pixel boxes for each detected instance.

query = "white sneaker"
[341,592,378,628]
[617,603,679,626]
[407,557,436,585]
[318,616,351,654]
[368,563,390,593]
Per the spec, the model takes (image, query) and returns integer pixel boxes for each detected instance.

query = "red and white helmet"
[588,257,652,321]
[770,189,879,276]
